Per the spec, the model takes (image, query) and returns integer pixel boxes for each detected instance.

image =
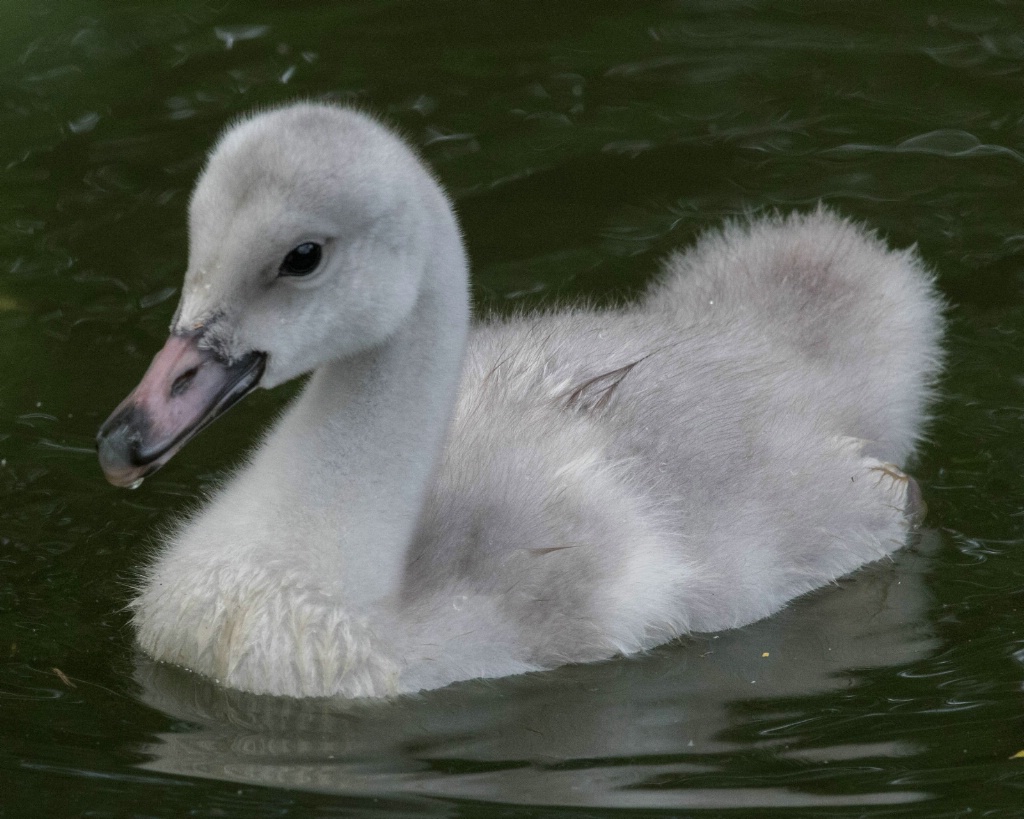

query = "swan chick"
[96,103,944,698]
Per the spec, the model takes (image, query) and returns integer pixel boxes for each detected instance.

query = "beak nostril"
[171,366,200,398]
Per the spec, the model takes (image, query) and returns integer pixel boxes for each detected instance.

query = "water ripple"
[824,130,1024,163]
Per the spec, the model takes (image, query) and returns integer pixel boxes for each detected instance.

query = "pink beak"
[96,330,265,487]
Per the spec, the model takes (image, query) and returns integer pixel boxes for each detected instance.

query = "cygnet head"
[97,103,456,487]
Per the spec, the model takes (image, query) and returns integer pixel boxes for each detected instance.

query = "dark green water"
[3,1,1024,816]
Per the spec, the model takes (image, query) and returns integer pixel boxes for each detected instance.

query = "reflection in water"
[135,535,938,809]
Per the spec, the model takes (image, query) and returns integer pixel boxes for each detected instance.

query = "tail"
[645,207,945,464]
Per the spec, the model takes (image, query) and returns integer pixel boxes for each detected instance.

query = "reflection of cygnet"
[134,536,938,808]
[99,103,943,698]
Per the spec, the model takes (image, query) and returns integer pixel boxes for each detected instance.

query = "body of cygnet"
[97,104,944,699]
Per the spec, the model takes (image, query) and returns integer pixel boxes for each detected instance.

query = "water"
[3,0,1024,815]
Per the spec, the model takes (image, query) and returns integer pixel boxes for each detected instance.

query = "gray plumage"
[107,104,943,698]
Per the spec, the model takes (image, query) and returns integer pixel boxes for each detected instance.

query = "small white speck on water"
[1,459,6,467]
[35,402,41,408]
[129,478,144,490]
[452,594,467,611]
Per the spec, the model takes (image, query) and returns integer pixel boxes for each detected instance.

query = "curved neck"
[252,198,469,610]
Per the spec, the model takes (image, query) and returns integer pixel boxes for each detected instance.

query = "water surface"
[3,1,1024,816]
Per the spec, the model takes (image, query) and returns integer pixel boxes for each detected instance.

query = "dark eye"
[279,242,322,277]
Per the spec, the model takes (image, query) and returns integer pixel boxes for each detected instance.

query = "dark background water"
[3,1,1024,816]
